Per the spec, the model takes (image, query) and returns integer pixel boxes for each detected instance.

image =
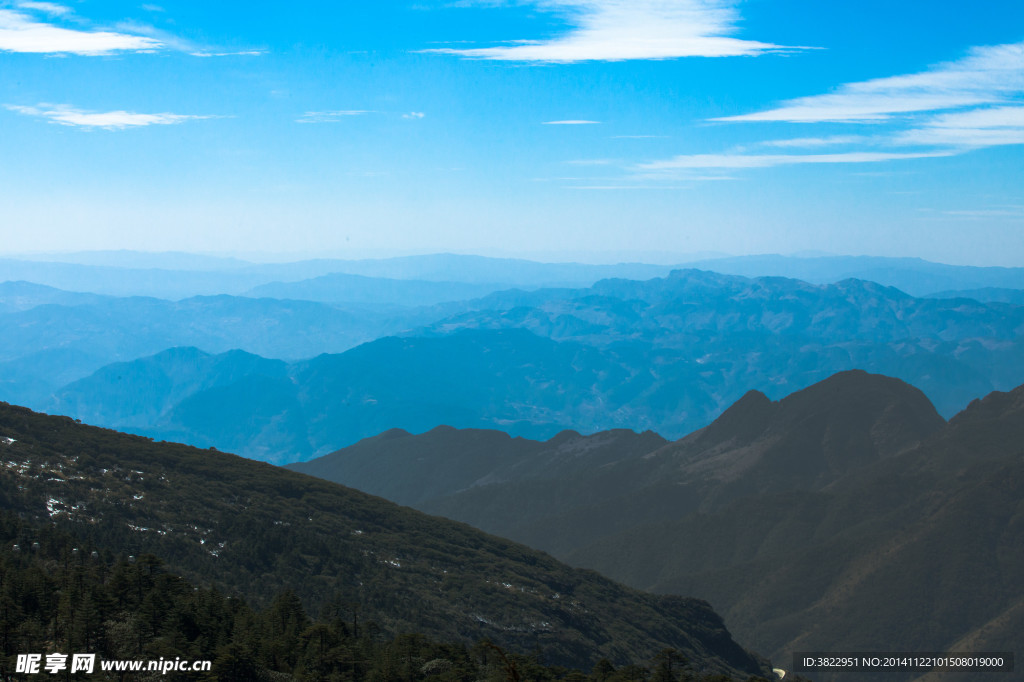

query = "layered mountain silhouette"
[8,251,1024,298]
[291,371,1024,680]
[0,288,450,408]
[43,270,1024,462]
[0,401,770,677]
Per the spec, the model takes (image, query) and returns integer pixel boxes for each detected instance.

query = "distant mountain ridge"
[681,254,1024,297]
[7,251,1024,298]
[292,371,1024,681]
[0,291,449,409]
[245,272,506,306]
[39,268,1024,462]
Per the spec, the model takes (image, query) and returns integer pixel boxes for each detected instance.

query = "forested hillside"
[0,402,772,679]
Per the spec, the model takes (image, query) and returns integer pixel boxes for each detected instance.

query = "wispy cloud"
[0,6,263,57]
[757,135,867,148]
[934,205,1024,219]
[636,150,954,172]
[543,119,600,125]
[190,50,265,57]
[15,2,71,16]
[718,41,1024,123]
[297,110,373,123]
[894,106,1024,148]
[0,8,160,54]
[630,40,1024,180]
[110,18,265,58]
[6,104,215,130]
[423,0,798,62]
[298,110,426,124]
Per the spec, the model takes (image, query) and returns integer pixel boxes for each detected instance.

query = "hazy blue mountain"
[417,270,1024,416]
[0,347,111,408]
[927,286,1024,304]
[678,254,1024,297]
[246,272,509,306]
[0,280,112,311]
[49,331,656,462]
[293,372,1024,680]
[22,249,256,270]
[9,251,1024,301]
[0,259,275,298]
[44,270,1024,462]
[285,253,681,286]
[47,346,288,429]
[0,294,438,410]
[0,253,681,299]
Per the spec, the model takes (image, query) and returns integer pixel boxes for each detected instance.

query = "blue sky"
[0,1,1022,264]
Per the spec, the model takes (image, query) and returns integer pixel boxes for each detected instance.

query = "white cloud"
[636,150,954,171]
[190,50,265,57]
[543,119,599,125]
[6,104,214,130]
[424,0,796,62]
[403,111,426,119]
[719,41,1024,123]
[758,135,867,148]
[895,106,1024,148]
[625,41,1024,180]
[15,2,71,16]
[0,9,161,54]
[297,110,372,123]
[936,206,1024,219]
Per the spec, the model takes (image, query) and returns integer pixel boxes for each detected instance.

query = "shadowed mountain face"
[0,402,769,677]
[40,270,1024,463]
[294,371,945,551]
[293,372,1023,681]
[290,426,670,512]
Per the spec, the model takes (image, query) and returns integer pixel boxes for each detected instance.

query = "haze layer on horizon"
[1,1,1021,266]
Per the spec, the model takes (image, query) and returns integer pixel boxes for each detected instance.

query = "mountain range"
[290,371,1024,681]
[38,269,1024,462]
[9,251,1024,298]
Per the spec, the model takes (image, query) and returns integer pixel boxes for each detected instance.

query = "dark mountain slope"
[408,372,944,554]
[564,383,1024,677]
[645,370,946,509]
[294,373,1022,680]
[289,426,668,510]
[0,402,769,676]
